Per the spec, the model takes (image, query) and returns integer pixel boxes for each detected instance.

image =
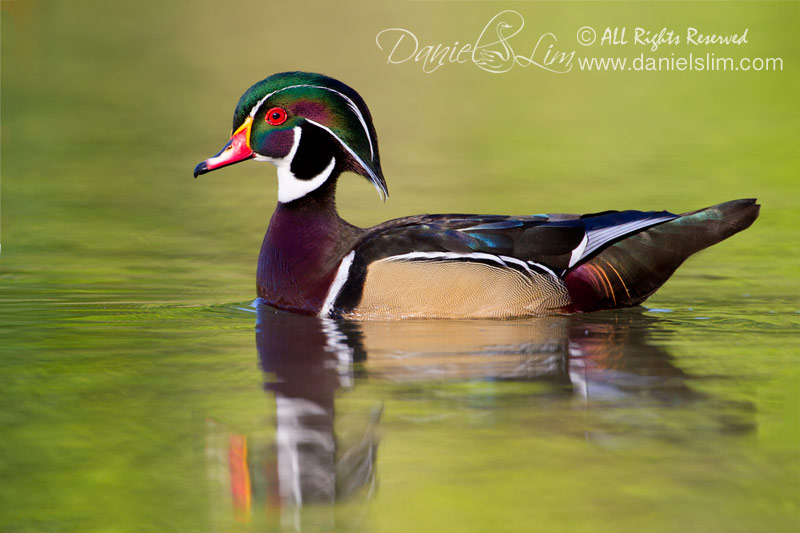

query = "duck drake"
[194,72,759,319]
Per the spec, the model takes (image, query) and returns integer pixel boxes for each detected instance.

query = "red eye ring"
[265,107,288,126]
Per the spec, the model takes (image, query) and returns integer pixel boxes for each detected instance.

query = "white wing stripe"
[372,215,676,281]
[582,216,675,259]
[568,234,589,268]
[497,255,533,275]
[526,260,560,280]
[384,251,560,280]
[385,251,507,267]
[320,251,356,317]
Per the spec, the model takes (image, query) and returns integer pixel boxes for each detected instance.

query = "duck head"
[194,72,387,203]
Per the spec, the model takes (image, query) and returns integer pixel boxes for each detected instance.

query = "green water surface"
[2,1,798,532]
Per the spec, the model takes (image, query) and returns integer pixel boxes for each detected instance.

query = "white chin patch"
[277,156,335,203]
[256,126,336,204]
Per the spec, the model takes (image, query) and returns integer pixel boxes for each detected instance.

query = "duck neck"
[257,176,363,315]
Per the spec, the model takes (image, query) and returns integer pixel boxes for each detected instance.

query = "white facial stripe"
[320,251,356,317]
[305,119,387,201]
[249,84,375,161]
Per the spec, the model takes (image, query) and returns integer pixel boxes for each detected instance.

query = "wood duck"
[194,72,759,319]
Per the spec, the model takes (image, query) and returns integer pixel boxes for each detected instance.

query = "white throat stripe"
[264,126,337,204]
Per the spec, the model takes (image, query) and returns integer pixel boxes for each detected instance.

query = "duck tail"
[563,199,760,312]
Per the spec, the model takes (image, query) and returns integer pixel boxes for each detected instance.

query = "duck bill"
[194,117,254,178]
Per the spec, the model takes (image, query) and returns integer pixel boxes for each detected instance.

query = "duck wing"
[323,208,677,317]
[322,199,758,318]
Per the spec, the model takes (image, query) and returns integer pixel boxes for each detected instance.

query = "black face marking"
[290,124,341,180]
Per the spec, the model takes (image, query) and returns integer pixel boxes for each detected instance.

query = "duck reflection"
[350,310,692,398]
[213,303,750,525]
[256,305,378,509]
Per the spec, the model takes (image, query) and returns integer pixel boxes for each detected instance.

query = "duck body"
[195,72,759,319]
[257,186,363,314]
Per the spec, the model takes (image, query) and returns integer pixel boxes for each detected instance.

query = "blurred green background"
[3,0,798,305]
[2,1,798,531]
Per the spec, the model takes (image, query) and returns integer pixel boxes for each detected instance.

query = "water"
[2,1,798,531]
[2,299,797,531]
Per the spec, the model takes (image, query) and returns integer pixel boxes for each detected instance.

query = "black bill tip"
[193,161,208,179]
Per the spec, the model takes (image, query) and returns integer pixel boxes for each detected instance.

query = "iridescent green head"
[194,72,387,203]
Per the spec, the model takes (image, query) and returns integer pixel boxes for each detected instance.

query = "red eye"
[265,107,288,126]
